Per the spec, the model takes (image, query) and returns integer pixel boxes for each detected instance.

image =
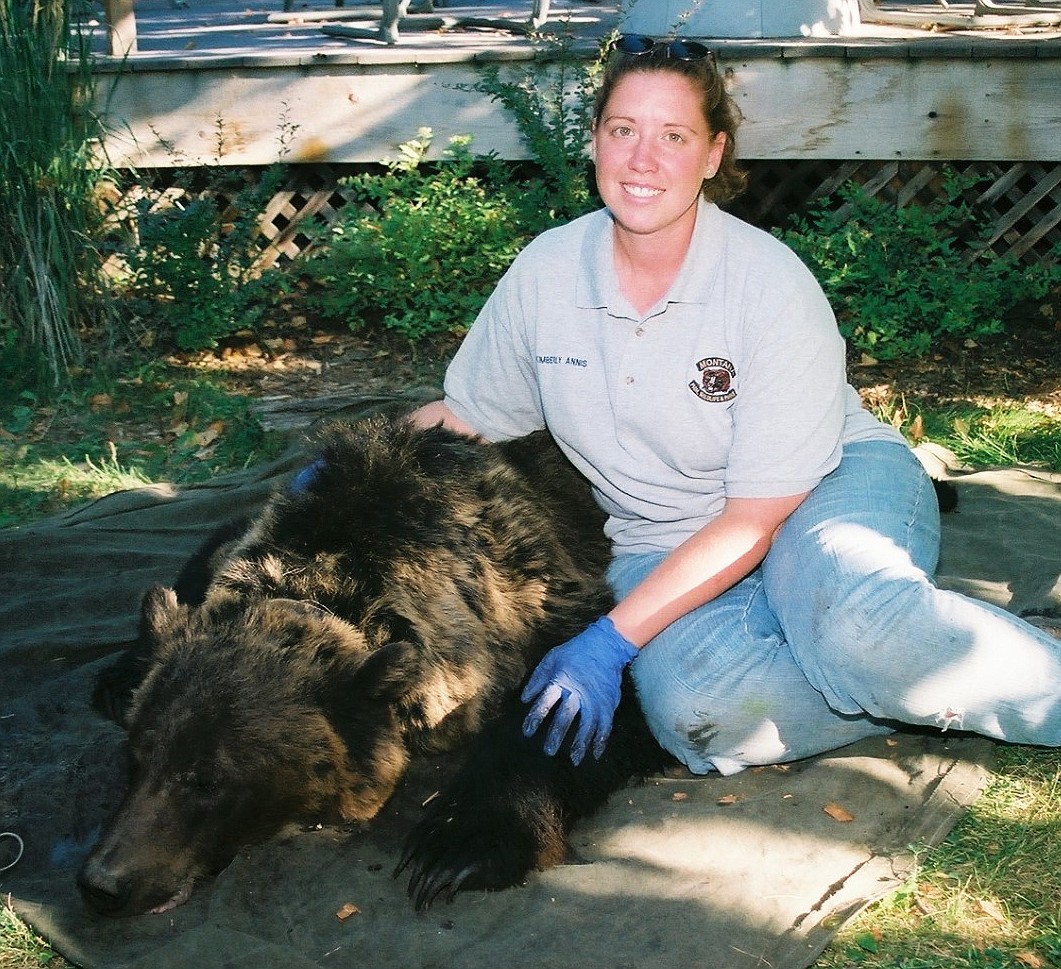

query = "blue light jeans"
[613,441,1061,776]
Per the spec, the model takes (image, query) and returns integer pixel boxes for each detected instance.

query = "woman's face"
[592,70,727,244]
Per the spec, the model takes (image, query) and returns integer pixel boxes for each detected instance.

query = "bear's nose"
[77,859,132,915]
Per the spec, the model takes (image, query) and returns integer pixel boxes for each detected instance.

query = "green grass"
[816,745,1061,969]
[1,895,70,967]
[924,406,1061,473]
[0,367,287,529]
[0,0,116,387]
[865,397,1061,475]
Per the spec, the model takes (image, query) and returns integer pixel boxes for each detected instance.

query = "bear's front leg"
[395,679,670,910]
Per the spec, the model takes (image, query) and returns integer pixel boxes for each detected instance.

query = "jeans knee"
[786,574,942,716]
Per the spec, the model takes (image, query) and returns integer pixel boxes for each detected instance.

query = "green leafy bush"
[117,167,289,351]
[303,39,606,340]
[470,40,603,230]
[776,174,1060,359]
[305,131,539,338]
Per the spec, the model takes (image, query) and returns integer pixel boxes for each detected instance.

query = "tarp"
[2,406,1059,969]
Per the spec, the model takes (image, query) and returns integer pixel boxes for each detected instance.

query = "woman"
[409,36,1061,775]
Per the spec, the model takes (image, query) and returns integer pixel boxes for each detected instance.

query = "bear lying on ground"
[77,416,671,917]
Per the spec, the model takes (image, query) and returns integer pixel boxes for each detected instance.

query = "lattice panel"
[255,164,357,267]
[110,160,1061,269]
[731,160,1061,264]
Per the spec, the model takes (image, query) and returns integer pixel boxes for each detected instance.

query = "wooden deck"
[80,0,1061,168]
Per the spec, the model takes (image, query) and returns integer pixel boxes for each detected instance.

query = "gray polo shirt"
[444,200,902,553]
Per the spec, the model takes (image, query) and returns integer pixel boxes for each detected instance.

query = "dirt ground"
[173,287,1061,433]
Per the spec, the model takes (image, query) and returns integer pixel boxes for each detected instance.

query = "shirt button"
[635,326,645,337]
[625,376,635,385]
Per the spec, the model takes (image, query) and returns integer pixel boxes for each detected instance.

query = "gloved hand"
[521,617,639,766]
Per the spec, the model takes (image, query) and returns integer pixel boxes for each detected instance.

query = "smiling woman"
[406,34,1061,780]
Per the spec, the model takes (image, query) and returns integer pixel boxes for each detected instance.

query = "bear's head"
[77,586,420,917]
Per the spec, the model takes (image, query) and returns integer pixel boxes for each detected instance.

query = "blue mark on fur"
[290,458,326,494]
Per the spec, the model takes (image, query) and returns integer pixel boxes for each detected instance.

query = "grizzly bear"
[77,416,670,917]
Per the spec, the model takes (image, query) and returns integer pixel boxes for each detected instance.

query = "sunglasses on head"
[615,34,714,63]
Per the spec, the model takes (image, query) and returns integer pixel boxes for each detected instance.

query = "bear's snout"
[77,854,134,916]
[77,847,196,918]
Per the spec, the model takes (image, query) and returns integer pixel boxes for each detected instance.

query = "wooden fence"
[113,158,1061,269]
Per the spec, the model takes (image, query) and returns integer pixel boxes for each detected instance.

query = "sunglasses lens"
[617,34,655,55]
[669,39,711,61]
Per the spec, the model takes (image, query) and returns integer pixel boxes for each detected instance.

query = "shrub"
[116,166,290,351]
[303,38,606,340]
[776,173,1060,360]
[470,36,604,230]
[305,131,539,338]
[0,0,116,387]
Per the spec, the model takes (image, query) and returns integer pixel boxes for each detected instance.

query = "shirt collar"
[575,199,723,315]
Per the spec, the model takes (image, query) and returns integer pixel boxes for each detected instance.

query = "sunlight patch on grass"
[817,746,1061,969]
[0,443,153,528]
[0,369,287,529]
[864,395,1061,473]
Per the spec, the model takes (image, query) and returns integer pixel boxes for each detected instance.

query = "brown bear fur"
[78,417,669,916]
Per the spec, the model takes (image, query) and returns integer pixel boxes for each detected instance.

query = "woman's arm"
[521,491,810,764]
[406,400,483,439]
[609,492,810,648]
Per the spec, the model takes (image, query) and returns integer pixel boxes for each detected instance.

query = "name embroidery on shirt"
[537,355,588,368]
[689,357,737,403]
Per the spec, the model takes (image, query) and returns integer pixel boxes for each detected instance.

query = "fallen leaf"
[1015,951,1045,968]
[823,802,855,823]
[335,902,360,921]
[976,898,1007,924]
[173,391,189,408]
[716,794,738,806]
[672,792,688,802]
[89,393,112,411]
[885,737,899,747]
[859,353,879,366]
[908,414,924,441]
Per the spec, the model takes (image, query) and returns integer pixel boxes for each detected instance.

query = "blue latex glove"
[521,617,639,765]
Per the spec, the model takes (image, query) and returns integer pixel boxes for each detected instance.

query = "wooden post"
[104,0,137,56]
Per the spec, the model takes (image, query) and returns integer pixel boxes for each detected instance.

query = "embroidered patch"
[689,357,737,403]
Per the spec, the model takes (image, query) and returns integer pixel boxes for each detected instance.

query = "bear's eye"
[177,769,216,797]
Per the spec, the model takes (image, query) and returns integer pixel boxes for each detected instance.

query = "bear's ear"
[259,597,333,625]
[139,585,187,648]
[348,641,421,701]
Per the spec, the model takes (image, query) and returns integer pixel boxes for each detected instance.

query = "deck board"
[78,0,1061,167]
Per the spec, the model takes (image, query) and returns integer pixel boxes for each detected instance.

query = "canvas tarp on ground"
[2,397,1059,969]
